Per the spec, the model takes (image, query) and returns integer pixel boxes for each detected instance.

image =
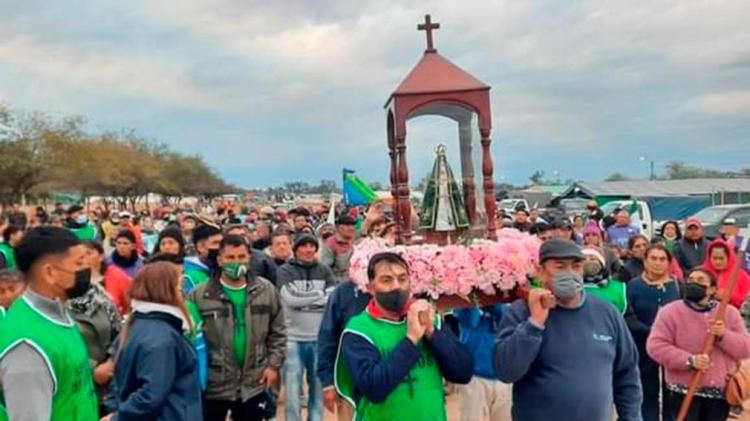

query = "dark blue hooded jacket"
[112,311,202,421]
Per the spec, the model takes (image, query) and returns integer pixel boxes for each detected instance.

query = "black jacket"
[673,238,708,273]
[250,249,279,285]
[316,281,371,387]
[112,311,202,421]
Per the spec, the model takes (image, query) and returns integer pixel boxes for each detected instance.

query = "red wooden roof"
[391,51,489,96]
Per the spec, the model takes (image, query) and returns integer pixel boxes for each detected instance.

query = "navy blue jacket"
[494,294,642,421]
[112,311,202,421]
[625,277,682,360]
[625,276,682,421]
[316,281,371,387]
[340,318,473,403]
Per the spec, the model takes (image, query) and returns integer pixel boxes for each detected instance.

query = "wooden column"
[481,129,497,239]
[388,142,401,241]
[396,137,412,243]
[459,120,477,225]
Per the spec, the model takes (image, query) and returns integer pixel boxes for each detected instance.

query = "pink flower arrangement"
[349,230,541,299]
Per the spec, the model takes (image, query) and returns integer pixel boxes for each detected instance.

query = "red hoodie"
[103,264,133,314]
[702,239,750,308]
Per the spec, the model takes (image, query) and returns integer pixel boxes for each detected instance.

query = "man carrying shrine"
[493,239,642,420]
[335,252,473,420]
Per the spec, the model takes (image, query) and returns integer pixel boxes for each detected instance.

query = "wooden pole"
[676,237,749,420]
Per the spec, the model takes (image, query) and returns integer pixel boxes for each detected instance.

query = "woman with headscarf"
[106,262,201,420]
[702,239,750,309]
[68,240,122,415]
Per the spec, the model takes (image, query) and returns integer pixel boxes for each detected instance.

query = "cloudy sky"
[1,0,749,188]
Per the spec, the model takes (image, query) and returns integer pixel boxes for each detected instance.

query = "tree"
[663,161,750,180]
[605,172,630,182]
[0,110,84,203]
[529,170,545,185]
[0,105,233,207]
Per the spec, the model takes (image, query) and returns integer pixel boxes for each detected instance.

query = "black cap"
[539,238,584,263]
[293,234,319,252]
[192,224,221,245]
[66,204,84,215]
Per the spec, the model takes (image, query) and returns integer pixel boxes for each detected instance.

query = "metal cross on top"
[417,14,440,53]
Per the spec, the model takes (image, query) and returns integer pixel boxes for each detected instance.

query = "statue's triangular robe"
[420,145,469,231]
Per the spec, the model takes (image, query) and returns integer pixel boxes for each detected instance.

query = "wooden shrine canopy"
[385,14,496,244]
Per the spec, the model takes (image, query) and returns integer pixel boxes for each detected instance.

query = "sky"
[1,0,749,188]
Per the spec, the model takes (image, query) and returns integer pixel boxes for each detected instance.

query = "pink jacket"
[647,300,750,390]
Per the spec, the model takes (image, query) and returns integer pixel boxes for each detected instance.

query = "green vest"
[184,268,211,292]
[69,224,97,241]
[0,296,98,421]
[0,244,16,270]
[584,278,628,314]
[335,311,446,421]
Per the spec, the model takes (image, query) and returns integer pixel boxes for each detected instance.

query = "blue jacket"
[455,305,506,379]
[316,281,371,387]
[112,311,202,421]
[494,294,642,421]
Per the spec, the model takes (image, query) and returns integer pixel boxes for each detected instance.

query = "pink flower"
[348,233,541,297]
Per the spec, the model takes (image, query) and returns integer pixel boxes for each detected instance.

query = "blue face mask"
[75,215,88,224]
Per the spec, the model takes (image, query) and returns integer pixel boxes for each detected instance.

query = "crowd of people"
[0,198,749,420]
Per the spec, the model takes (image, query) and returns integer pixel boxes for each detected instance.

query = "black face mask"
[375,289,410,314]
[684,282,708,303]
[583,262,608,285]
[206,248,220,270]
[65,268,92,299]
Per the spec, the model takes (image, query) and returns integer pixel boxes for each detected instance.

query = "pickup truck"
[600,196,717,239]
[498,198,530,213]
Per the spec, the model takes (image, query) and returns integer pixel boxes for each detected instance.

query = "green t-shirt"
[221,281,248,367]
[69,224,98,241]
